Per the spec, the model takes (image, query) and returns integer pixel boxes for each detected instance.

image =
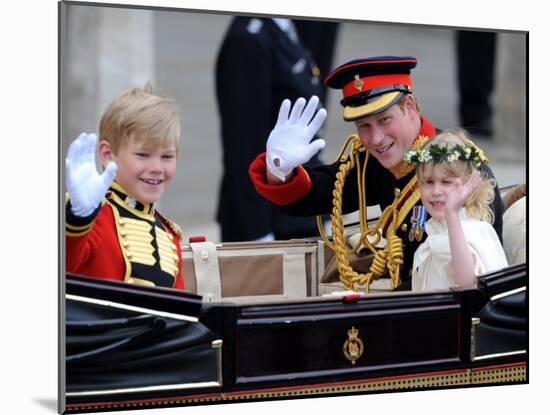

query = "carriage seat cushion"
[502,196,526,265]
[502,183,526,211]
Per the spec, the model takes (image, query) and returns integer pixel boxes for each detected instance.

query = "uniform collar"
[389,115,436,179]
[109,181,155,216]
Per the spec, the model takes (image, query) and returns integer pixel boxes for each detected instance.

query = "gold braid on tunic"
[316,134,429,293]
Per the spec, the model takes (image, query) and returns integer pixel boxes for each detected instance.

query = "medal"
[408,223,416,242]
[410,206,427,242]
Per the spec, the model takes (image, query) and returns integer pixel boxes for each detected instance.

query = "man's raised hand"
[266,96,327,182]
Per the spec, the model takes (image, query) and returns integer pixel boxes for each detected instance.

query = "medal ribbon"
[412,205,427,230]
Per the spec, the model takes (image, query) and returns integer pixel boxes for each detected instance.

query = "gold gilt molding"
[470,363,527,385]
[66,362,526,412]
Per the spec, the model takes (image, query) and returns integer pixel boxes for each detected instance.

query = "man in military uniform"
[249,56,504,290]
[215,16,331,242]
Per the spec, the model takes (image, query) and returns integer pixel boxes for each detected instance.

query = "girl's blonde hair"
[416,128,495,223]
[99,86,180,156]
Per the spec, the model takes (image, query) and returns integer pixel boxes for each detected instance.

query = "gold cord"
[316,135,405,293]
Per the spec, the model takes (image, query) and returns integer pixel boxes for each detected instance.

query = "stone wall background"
[61,4,527,242]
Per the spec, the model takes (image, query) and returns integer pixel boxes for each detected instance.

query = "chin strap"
[316,134,405,293]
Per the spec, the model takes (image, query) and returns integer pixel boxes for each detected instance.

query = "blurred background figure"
[62,5,525,243]
[215,16,338,242]
[456,30,497,138]
[295,20,340,103]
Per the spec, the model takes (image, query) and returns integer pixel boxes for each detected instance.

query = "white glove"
[254,232,275,242]
[266,95,327,182]
[65,132,118,217]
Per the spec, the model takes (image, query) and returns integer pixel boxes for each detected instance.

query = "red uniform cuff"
[249,153,312,206]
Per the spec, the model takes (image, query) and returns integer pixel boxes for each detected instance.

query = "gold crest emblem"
[343,326,364,365]
[353,75,364,92]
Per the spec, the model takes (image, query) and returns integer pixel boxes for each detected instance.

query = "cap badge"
[353,74,364,92]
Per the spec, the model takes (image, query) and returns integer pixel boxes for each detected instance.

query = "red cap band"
[342,74,412,98]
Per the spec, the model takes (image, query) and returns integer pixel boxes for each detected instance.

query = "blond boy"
[65,87,184,289]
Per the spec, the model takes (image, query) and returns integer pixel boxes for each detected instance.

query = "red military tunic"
[66,181,184,290]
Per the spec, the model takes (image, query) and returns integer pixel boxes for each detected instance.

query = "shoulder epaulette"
[156,212,183,241]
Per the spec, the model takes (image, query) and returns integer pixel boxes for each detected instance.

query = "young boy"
[65,86,184,289]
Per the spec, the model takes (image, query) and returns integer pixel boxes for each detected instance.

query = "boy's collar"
[109,181,155,215]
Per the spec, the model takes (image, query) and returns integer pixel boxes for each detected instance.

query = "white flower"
[422,150,432,162]
[403,151,414,163]
[418,151,425,162]
[447,151,459,162]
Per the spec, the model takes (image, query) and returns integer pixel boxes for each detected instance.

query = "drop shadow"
[34,398,58,413]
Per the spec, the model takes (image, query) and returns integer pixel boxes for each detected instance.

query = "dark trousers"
[456,31,497,136]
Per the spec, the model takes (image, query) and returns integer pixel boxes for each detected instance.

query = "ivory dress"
[412,209,508,291]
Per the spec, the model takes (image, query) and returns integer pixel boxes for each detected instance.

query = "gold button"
[401,223,408,232]
[127,251,133,258]
[120,230,127,237]
[119,218,125,225]
[128,278,134,284]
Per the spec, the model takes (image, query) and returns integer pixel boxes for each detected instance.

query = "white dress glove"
[266,95,327,182]
[65,132,118,217]
[254,232,275,242]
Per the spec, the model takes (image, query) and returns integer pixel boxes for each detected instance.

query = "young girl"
[403,128,508,291]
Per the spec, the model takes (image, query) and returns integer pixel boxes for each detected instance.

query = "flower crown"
[403,143,486,168]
